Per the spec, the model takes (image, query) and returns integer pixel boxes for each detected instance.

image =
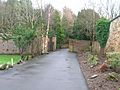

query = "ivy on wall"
[96,18,110,48]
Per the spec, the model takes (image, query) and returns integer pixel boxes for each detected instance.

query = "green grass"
[0,55,20,64]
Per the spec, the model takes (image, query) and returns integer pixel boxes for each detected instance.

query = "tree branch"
[110,15,120,23]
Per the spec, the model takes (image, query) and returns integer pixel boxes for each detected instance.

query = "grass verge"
[0,55,20,64]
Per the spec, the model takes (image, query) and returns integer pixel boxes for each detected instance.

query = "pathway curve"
[0,49,88,90]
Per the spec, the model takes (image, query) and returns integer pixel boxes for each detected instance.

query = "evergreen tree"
[52,10,65,48]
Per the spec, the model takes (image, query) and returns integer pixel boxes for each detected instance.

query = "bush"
[96,17,110,48]
[107,52,120,69]
[107,72,120,81]
[87,54,98,65]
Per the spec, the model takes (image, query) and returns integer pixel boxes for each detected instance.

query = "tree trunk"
[19,48,26,61]
[99,47,105,63]
[31,42,35,58]
[19,48,23,60]
[37,38,40,55]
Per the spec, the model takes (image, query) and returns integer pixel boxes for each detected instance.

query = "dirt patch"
[77,52,120,90]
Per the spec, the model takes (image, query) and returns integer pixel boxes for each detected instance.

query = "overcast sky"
[31,0,88,14]
[1,0,120,15]
[31,0,120,15]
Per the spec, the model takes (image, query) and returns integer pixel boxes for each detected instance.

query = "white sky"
[31,0,120,15]
[2,0,120,15]
[31,0,88,14]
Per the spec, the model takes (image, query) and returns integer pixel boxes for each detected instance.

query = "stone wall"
[0,37,56,54]
[0,38,19,54]
[106,17,120,52]
[69,39,99,53]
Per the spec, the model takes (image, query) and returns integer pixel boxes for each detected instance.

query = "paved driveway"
[0,49,88,90]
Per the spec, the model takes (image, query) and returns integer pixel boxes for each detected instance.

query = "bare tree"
[99,0,119,19]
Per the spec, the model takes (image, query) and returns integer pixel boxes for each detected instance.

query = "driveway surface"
[0,49,88,90]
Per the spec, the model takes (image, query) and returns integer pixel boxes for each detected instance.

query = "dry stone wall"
[106,17,120,52]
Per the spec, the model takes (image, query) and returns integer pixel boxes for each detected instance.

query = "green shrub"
[107,72,120,81]
[96,17,110,48]
[107,52,120,69]
[87,54,98,65]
